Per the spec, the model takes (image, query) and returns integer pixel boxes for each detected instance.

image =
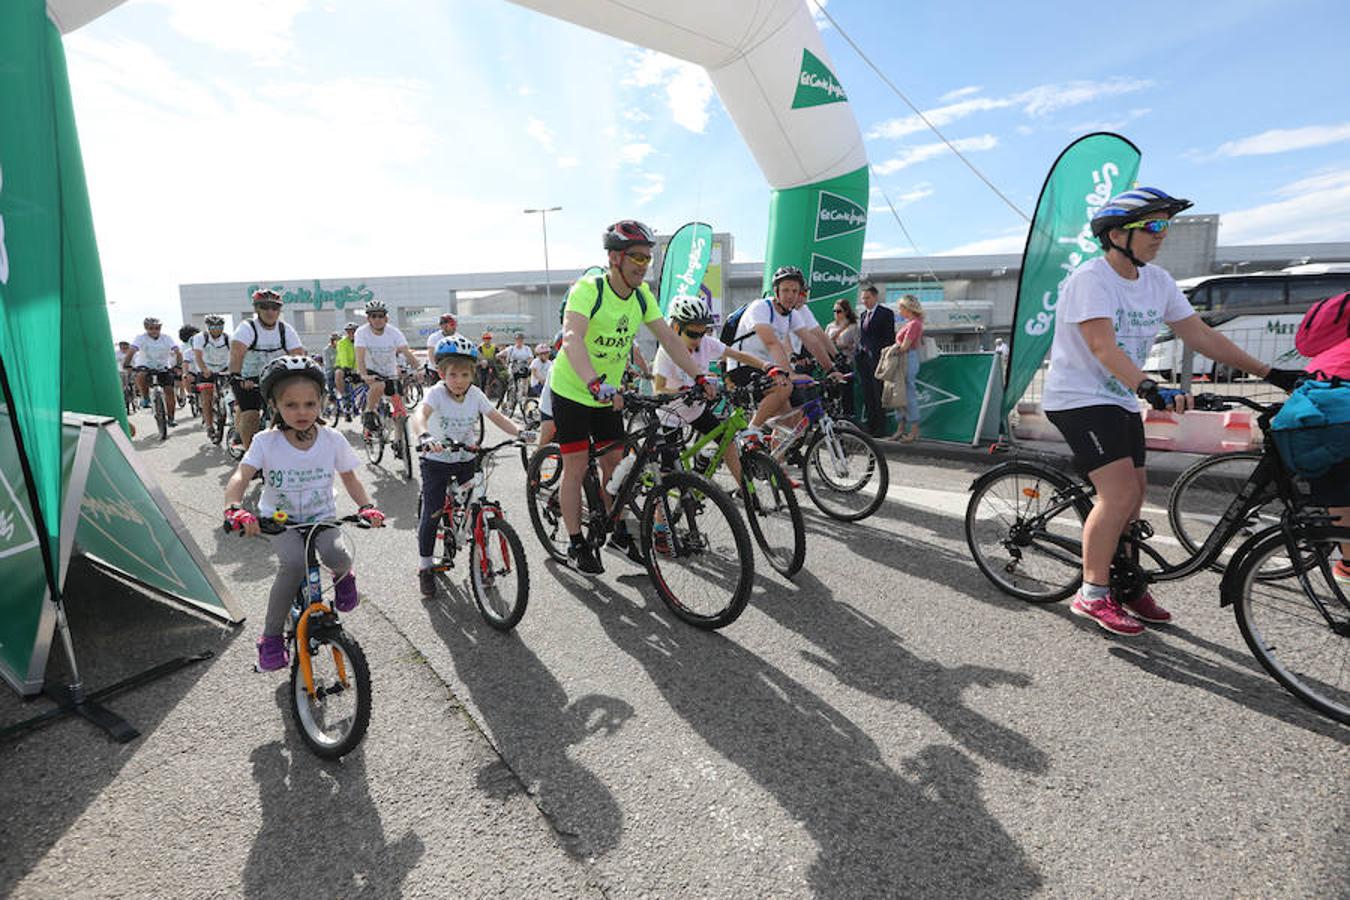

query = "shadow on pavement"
[419,570,631,860]
[0,559,239,896]
[243,696,424,899]
[553,570,1042,898]
[755,566,1050,774]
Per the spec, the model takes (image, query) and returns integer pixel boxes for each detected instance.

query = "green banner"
[0,402,51,693]
[916,353,1003,445]
[657,221,714,316]
[1002,133,1141,417]
[764,165,868,326]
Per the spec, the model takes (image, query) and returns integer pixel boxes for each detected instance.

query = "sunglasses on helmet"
[1122,219,1171,234]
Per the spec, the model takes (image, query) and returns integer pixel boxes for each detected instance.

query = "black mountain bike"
[964,394,1349,724]
[526,391,755,629]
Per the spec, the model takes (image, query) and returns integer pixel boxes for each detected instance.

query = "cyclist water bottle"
[606,453,636,495]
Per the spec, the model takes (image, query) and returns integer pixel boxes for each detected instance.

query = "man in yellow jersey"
[551,219,710,573]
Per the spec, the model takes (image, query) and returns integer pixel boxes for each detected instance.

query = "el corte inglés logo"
[815,191,867,241]
[246,280,375,311]
[792,49,848,109]
[808,253,860,301]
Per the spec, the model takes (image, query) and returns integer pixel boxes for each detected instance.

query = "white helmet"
[668,295,713,326]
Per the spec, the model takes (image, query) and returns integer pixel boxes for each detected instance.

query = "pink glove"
[357,506,386,527]
[224,507,257,531]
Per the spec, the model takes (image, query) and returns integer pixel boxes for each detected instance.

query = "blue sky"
[67,0,1350,337]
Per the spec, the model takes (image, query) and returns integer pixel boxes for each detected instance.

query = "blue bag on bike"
[1268,376,1350,478]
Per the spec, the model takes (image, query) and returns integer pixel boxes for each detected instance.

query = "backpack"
[583,276,648,320]
[1295,292,1350,358]
[721,296,775,346]
[1268,375,1350,478]
[244,318,297,352]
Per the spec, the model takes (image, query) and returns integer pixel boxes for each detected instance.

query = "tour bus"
[1144,264,1350,380]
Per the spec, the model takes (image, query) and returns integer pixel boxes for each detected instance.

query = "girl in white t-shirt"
[223,357,386,671]
[408,335,532,597]
[529,343,552,397]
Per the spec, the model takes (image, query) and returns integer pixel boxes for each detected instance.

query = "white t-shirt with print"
[529,357,552,387]
[241,427,360,524]
[728,298,810,370]
[502,344,533,377]
[131,332,179,370]
[426,329,456,357]
[192,331,231,373]
[354,324,409,378]
[1041,256,1195,412]
[417,383,496,464]
[232,318,302,378]
[653,333,727,425]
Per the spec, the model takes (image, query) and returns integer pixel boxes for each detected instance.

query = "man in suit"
[854,283,896,436]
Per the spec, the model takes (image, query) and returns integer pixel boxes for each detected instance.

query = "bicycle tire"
[801,425,888,521]
[640,470,754,630]
[1229,525,1350,724]
[398,418,413,480]
[965,460,1091,604]
[525,443,570,562]
[470,517,529,631]
[364,414,386,465]
[154,392,168,441]
[211,395,226,446]
[740,449,806,577]
[1167,450,1289,575]
[290,627,373,758]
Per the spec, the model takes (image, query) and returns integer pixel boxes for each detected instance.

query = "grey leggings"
[264,527,352,637]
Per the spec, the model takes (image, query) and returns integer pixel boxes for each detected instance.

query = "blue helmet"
[434,333,478,362]
[1090,187,1193,239]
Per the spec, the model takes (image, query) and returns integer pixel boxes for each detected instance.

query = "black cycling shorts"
[658,409,723,470]
[137,368,177,388]
[1045,404,1146,475]
[233,381,264,412]
[552,392,623,454]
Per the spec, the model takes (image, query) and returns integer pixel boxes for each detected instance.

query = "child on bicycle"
[223,357,386,671]
[1043,187,1302,636]
[1295,294,1350,583]
[410,334,534,597]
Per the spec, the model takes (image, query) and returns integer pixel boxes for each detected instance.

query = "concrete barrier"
[1013,402,1259,454]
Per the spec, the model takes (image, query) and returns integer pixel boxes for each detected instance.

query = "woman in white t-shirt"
[223,357,386,672]
[653,296,773,487]
[528,343,552,397]
[1043,187,1301,637]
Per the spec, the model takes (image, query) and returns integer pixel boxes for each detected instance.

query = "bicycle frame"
[428,442,516,580]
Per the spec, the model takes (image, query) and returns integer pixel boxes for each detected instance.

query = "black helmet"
[178,324,199,343]
[603,219,656,252]
[259,356,326,404]
[771,265,806,289]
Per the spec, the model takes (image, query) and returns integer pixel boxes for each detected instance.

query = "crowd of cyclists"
[115,201,1348,726]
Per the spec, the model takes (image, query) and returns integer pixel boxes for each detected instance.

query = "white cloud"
[624,49,714,133]
[1214,123,1350,157]
[810,0,833,30]
[525,117,555,153]
[632,173,665,206]
[938,229,1028,256]
[619,142,655,165]
[1067,108,1151,134]
[556,156,580,169]
[874,136,997,175]
[1220,169,1350,243]
[868,183,933,212]
[137,0,311,62]
[867,78,1152,141]
[939,85,982,103]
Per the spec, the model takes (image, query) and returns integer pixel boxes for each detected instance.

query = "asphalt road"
[2,408,1345,898]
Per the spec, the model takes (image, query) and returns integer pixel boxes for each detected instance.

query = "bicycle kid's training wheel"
[640,470,754,630]
[525,443,570,562]
[739,449,806,577]
[801,425,888,521]
[1229,525,1349,725]
[470,516,529,631]
[290,626,373,759]
[964,461,1090,603]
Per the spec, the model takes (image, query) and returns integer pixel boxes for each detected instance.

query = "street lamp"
[524,206,562,322]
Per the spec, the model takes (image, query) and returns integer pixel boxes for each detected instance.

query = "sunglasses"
[367,312,388,319]
[255,302,282,311]
[1123,219,1171,234]
[625,252,653,266]
[682,327,707,340]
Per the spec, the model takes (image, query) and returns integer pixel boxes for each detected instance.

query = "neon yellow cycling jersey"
[334,337,356,369]
[550,274,660,407]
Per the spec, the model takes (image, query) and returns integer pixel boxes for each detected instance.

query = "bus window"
[1288,275,1350,304]
[1210,280,1285,311]
[1185,284,1211,311]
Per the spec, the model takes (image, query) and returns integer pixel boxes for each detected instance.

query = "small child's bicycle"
[417,438,530,631]
[225,512,374,758]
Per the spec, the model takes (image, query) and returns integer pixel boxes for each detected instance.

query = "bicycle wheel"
[739,449,806,577]
[211,394,226,446]
[640,470,754,630]
[521,397,540,429]
[964,461,1091,603]
[1167,451,1286,573]
[525,443,570,562]
[1230,525,1350,724]
[402,379,423,406]
[154,392,168,440]
[800,425,888,521]
[290,626,373,758]
[363,413,386,464]
[470,516,529,631]
[398,418,413,480]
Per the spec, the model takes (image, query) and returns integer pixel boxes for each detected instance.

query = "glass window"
[1210,279,1285,310]
[1288,275,1350,304]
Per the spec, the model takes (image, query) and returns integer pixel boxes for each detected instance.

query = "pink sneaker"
[1334,560,1350,586]
[1123,591,1172,624]
[333,571,359,612]
[256,635,289,671]
[1070,591,1145,636]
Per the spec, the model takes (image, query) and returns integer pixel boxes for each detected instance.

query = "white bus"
[1144,265,1350,380]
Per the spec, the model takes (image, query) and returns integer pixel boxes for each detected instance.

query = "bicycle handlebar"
[224,513,367,536]
[416,437,526,456]
[1192,393,1281,414]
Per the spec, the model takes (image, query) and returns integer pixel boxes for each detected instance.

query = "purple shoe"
[333,571,359,612]
[256,635,289,671]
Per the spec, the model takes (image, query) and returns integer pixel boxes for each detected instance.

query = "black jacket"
[857,303,896,357]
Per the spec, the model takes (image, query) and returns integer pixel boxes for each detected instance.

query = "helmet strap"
[1121,229,1146,268]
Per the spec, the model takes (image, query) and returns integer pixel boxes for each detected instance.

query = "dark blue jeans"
[418,457,476,556]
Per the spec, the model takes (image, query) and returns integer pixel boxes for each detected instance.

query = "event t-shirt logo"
[815,191,867,241]
[792,49,848,109]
